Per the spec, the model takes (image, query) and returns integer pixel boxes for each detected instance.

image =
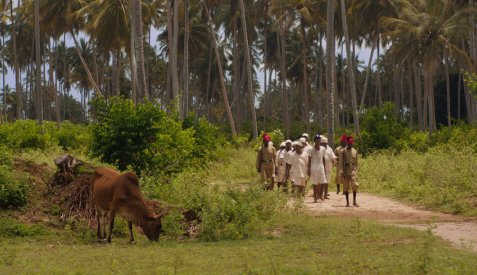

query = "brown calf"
[92,167,162,243]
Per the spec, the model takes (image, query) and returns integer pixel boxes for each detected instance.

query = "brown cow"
[92,167,162,243]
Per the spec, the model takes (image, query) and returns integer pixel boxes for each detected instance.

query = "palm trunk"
[408,62,414,127]
[360,36,376,110]
[2,23,6,117]
[11,0,22,119]
[70,32,102,97]
[49,40,60,127]
[445,58,451,129]
[238,0,258,138]
[204,2,236,136]
[301,24,310,133]
[262,27,268,130]
[457,72,462,121]
[317,39,324,130]
[326,0,335,147]
[34,0,42,124]
[130,0,138,103]
[133,0,148,102]
[232,14,240,130]
[280,30,290,138]
[413,61,423,131]
[340,0,359,134]
[376,35,382,106]
[183,0,190,115]
[170,0,180,114]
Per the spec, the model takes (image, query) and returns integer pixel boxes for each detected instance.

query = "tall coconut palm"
[203,1,236,136]
[381,0,476,134]
[326,0,335,147]
[34,0,42,124]
[132,0,148,102]
[339,0,359,135]
[238,0,258,138]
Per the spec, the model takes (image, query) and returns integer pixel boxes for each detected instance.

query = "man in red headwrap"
[342,136,359,207]
[256,133,277,190]
[334,134,348,194]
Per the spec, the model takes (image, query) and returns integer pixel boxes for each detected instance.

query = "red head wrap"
[263,134,271,142]
[346,136,354,145]
[340,134,348,142]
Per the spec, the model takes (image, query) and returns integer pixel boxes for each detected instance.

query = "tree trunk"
[204,2,236,136]
[457,72,462,121]
[262,26,268,130]
[170,0,180,114]
[301,24,310,133]
[49,40,60,127]
[130,0,138,103]
[340,0,359,135]
[183,0,190,115]
[232,13,240,131]
[360,36,376,110]
[70,32,102,97]
[408,62,414,127]
[35,0,42,124]
[2,23,6,118]
[10,0,22,119]
[376,36,382,106]
[413,61,423,131]
[326,0,335,147]
[133,0,148,102]
[280,30,290,138]
[317,38,324,130]
[445,58,451,129]
[238,0,258,138]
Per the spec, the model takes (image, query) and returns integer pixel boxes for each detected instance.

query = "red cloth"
[340,134,348,142]
[347,136,354,145]
[263,134,271,142]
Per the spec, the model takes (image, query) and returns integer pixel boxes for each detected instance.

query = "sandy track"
[304,191,477,252]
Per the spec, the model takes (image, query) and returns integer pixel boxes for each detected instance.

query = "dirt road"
[304,191,477,252]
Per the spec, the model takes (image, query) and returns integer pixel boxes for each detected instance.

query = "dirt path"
[304,191,477,252]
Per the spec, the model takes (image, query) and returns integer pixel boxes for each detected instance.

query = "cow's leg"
[96,214,102,241]
[128,221,135,243]
[107,212,116,243]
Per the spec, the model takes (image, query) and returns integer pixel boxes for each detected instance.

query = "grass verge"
[1,215,476,274]
[360,144,477,216]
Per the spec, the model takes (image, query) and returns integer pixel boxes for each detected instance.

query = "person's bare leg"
[325,184,330,199]
[313,185,318,203]
[353,191,359,207]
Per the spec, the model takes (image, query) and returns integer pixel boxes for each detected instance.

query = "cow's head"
[141,214,163,241]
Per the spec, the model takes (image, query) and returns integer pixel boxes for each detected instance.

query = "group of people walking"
[256,133,359,207]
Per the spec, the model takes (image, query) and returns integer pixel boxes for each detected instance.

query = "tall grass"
[360,144,477,216]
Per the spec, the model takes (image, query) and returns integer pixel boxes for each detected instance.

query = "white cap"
[292,141,304,147]
[280,142,286,147]
[285,140,292,144]
[269,141,273,146]
[321,137,328,143]
[299,137,306,144]
[302,133,309,138]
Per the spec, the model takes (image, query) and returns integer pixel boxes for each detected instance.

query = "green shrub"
[0,165,27,209]
[142,163,287,241]
[55,121,92,152]
[359,102,410,155]
[91,97,195,175]
[0,218,48,237]
[183,114,224,160]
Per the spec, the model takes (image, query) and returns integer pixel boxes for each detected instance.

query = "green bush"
[0,218,48,237]
[91,97,196,175]
[183,114,224,160]
[0,165,27,209]
[142,164,287,241]
[359,102,410,155]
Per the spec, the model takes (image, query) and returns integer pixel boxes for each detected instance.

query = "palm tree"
[34,0,42,124]
[132,0,148,102]
[238,0,258,139]
[381,0,476,133]
[326,0,335,147]
[339,0,359,135]
[203,1,236,136]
